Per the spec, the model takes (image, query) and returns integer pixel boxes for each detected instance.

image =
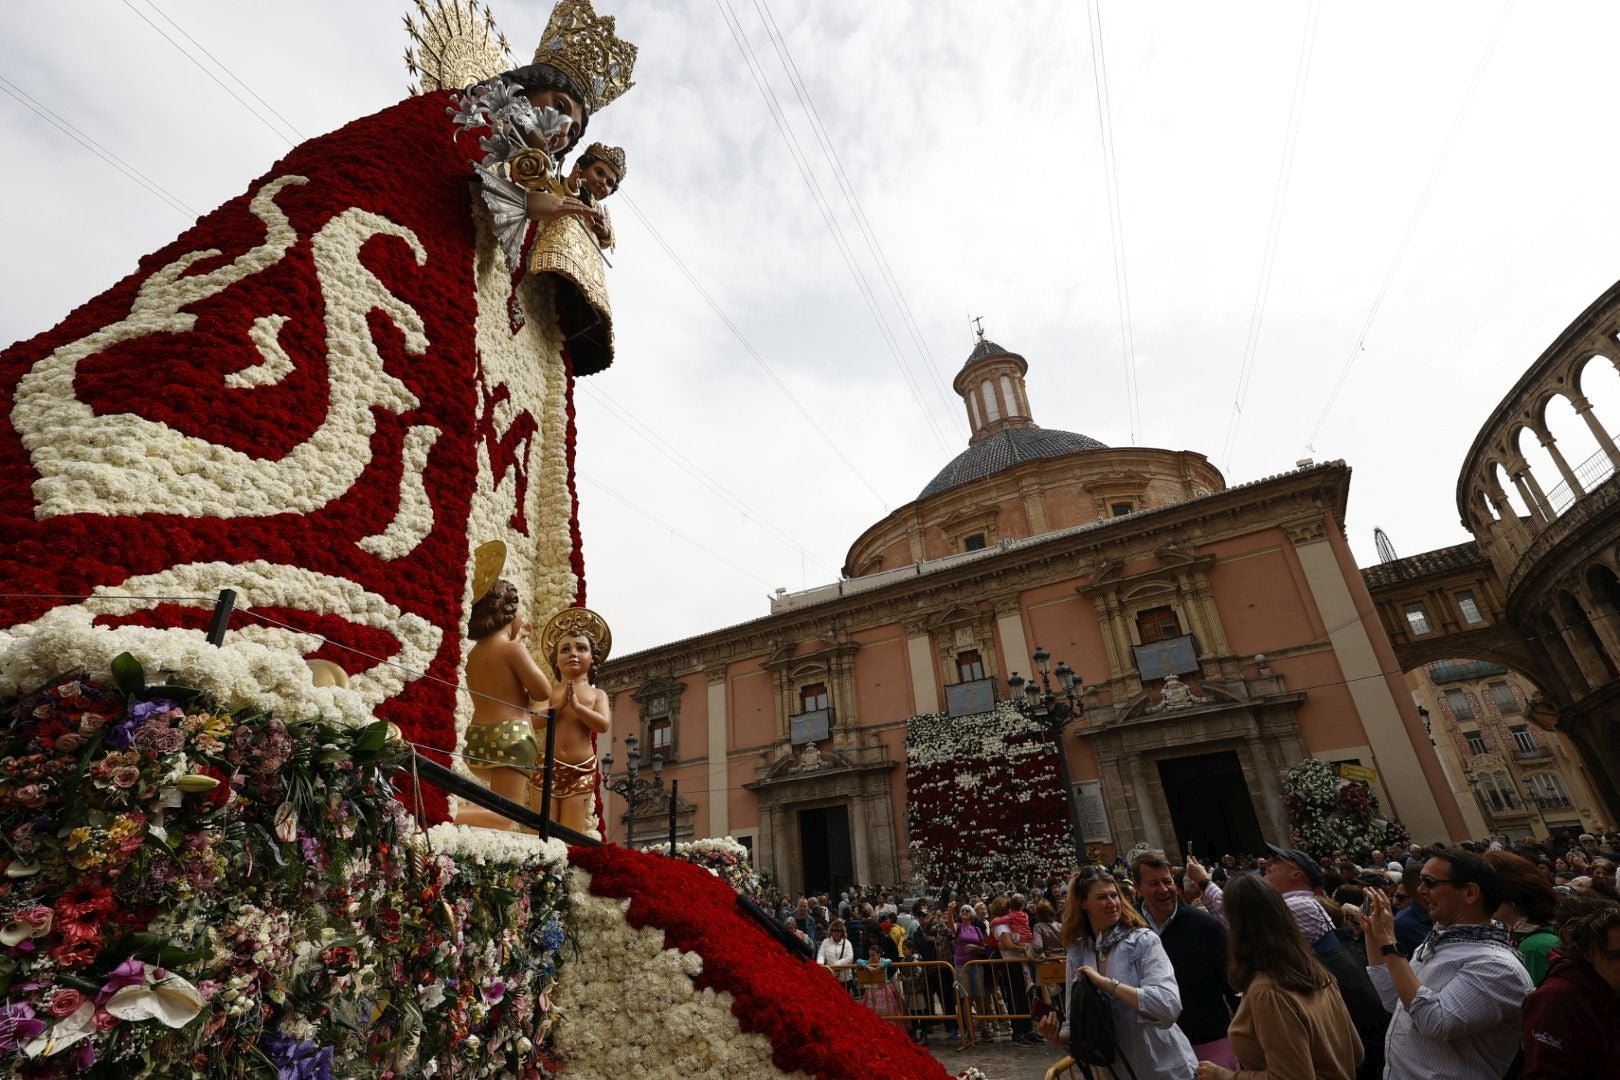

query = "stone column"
[906,626,940,715]
[706,666,729,837]
[1538,429,1585,499]
[995,599,1032,682]
[1571,393,1620,468]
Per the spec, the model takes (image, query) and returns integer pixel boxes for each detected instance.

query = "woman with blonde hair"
[1194,874,1362,1080]
[1036,866,1197,1076]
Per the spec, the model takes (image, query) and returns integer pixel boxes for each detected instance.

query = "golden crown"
[539,606,612,678]
[583,142,627,180]
[532,0,637,114]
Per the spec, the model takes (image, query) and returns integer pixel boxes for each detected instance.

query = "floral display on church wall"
[1283,757,1409,857]
[904,702,1073,886]
[0,659,569,1078]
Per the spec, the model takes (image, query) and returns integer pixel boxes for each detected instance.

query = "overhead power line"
[1220,0,1321,474]
[0,75,197,220]
[138,0,307,142]
[714,0,954,454]
[1305,0,1514,451]
[750,0,961,427]
[118,0,300,147]
[1087,0,1141,445]
[619,193,892,512]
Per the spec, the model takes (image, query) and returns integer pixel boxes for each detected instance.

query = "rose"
[48,988,86,1017]
[507,148,552,189]
[110,767,141,789]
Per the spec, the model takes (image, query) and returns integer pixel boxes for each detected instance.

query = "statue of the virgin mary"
[0,0,634,825]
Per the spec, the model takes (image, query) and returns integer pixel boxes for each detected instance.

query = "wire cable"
[750,0,961,427]
[0,76,197,220]
[714,0,954,454]
[617,192,891,511]
[1304,0,1514,451]
[138,0,307,141]
[118,0,299,147]
[1220,0,1321,473]
[1087,0,1141,444]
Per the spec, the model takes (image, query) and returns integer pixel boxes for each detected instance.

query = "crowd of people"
[772,830,1620,1078]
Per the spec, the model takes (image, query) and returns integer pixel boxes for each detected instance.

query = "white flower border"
[551,870,810,1080]
[422,823,568,871]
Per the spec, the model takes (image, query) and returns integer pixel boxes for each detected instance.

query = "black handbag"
[1068,974,1138,1080]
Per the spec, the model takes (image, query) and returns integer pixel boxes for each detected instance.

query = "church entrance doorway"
[1157,751,1266,860]
[798,804,853,895]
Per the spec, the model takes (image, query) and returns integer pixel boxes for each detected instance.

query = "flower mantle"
[905,702,1072,886]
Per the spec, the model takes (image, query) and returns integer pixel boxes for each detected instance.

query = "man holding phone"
[1133,850,1241,1069]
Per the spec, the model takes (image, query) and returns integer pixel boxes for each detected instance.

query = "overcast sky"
[8,1,1620,657]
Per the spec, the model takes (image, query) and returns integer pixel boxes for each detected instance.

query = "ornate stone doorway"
[798,804,854,895]
[1157,751,1267,860]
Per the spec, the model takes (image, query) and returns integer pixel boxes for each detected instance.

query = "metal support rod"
[205,589,236,647]
[668,778,678,855]
[407,752,596,847]
[538,708,558,841]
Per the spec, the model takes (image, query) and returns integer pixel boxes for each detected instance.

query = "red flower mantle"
[0,91,598,823]
[568,845,952,1079]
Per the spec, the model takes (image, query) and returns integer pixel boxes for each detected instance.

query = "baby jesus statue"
[534,606,613,834]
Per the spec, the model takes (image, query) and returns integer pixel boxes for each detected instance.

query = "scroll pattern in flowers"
[0,92,587,820]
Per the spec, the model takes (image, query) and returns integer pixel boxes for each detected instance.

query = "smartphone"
[1029,998,1055,1024]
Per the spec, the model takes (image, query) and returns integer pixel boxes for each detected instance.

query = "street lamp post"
[600,733,664,849]
[1007,646,1089,864]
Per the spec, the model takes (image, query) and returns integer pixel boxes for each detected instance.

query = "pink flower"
[48,988,85,1017]
[92,1008,118,1032]
[110,767,141,789]
[21,907,53,935]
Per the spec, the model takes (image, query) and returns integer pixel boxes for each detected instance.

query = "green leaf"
[110,652,145,697]
[144,683,204,704]
[353,720,389,756]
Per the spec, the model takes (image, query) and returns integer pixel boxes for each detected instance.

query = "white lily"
[104,971,205,1028]
[23,1002,95,1057]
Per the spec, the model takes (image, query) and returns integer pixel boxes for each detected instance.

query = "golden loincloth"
[464,717,539,769]
[529,754,597,800]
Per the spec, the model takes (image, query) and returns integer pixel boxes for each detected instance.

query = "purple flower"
[265,1034,335,1080]
[129,700,177,723]
[0,1002,47,1053]
[99,958,146,1002]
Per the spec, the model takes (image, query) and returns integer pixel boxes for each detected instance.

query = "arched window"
[1000,374,1018,417]
[981,379,1000,421]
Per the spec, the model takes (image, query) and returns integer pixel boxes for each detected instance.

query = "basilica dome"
[842,334,1224,578]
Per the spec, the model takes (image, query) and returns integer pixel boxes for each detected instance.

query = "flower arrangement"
[905,703,1072,886]
[0,658,569,1077]
[639,836,763,901]
[1282,758,1406,859]
[564,845,952,1079]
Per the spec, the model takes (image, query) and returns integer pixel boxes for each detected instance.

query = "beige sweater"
[1226,972,1363,1080]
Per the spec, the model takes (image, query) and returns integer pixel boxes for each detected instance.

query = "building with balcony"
[1364,279,1620,829]
[600,334,1469,896]
[1407,659,1604,840]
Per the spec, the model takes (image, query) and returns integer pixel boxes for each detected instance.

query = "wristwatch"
[1380,944,1400,957]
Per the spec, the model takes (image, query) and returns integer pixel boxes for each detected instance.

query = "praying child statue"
[534,607,613,834]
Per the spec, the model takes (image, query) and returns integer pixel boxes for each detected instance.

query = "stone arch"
[1515,424,1570,517]
[1556,589,1618,685]
[1491,460,1535,523]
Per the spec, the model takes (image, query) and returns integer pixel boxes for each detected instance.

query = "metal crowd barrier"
[822,961,965,1038]
[956,956,1057,1047]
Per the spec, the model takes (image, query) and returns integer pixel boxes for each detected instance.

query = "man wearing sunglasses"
[1362,849,1533,1079]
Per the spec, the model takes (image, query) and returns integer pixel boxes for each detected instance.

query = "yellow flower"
[66,826,93,849]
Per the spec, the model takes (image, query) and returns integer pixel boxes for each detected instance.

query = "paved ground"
[922,1033,1068,1079]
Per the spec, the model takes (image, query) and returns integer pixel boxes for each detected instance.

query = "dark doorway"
[1157,751,1266,860]
[798,804,853,895]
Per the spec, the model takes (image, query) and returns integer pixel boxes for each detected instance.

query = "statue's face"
[575,159,620,201]
[526,88,584,151]
[555,633,594,677]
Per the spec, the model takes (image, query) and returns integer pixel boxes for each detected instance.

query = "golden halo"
[471,540,507,603]
[305,658,351,689]
[539,607,612,678]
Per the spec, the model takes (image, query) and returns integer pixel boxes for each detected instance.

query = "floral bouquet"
[0,656,569,1078]
[1282,758,1405,859]
[642,836,764,901]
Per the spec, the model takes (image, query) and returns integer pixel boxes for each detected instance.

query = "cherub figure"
[535,607,613,834]
[564,142,626,249]
[461,542,553,831]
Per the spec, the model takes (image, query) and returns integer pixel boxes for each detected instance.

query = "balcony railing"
[1427,659,1509,683]
[1512,745,1553,762]
[1542,442,1619,517]
[789,707,832,746]
[944,676,998,719]
[1535,794,1574,811]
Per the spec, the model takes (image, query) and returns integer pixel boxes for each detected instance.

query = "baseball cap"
[1265,843,1325,888]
